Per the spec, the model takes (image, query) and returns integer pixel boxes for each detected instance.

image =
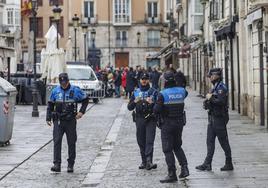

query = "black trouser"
[205,115,232,164]
[161,119,187,171]
[53,119,77,166]
[136,117,156,164]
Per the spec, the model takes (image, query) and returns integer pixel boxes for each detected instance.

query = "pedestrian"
[158,69,165,90]
[46,73,89,173]
[150,67,161,90]
[154,71,189,183]
[175,70,187,88]
[196,68,233,171]
[128,72,158,170]
[126,67,136,99]
[114,69,122,98]
[121,67,128,99]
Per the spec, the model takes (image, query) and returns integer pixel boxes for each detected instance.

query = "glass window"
[84,0,94,18]
[15,11,20,25]
[7,9,13,25]
[166,0,174,20]
[147,30,160,47]
[194,15,203,31]
[194,0,203,13]
[67,67,97,81]
[148,2,157,17]
[114,0,130,24]
[30,17,43,38]
[116,30,128,47]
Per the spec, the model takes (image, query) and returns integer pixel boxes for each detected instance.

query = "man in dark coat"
[126,67,136,98]
[150,68,161,90]
[175,70,187,88]
[114,69,122,98]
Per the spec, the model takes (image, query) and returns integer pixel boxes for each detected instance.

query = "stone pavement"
[1,91,268,187]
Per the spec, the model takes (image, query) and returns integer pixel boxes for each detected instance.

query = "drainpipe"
[108,0,111,67]
[257,20,265,126]
[229,0,235,110]
[237,35,241,113]
[265,31,268,127]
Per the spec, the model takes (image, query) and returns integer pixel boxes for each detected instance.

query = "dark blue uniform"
[154,87,188,174]
[128,84,158,169]
[46,84,88,168]
[204,81,232,165]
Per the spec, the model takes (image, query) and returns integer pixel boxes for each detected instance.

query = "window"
[210,0,224,21]
[148,2,157,18]
[30,17,43,38]
[7,9,13,25]
[49,17,64,37]
[116,31,127,47]
[193,16,203,31]
[15,10,20,25]
[49,0,63,6]
[84,0,94,18]
[114,0,131,24]
[192,0,203,33]
[147,30,160,47]
[165,0,174,21]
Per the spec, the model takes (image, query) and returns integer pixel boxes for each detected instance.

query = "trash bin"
[0,77,17,146]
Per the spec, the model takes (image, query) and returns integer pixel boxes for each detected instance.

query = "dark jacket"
[150,70,161,89]
[175,71,187,88]
[126,70,136,92]
[114,72,122,87]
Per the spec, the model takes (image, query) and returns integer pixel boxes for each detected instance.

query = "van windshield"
[67,67,97,81]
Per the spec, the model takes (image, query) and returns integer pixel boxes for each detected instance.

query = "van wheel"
[93,98,99,104]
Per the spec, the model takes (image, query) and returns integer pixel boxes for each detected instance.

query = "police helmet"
[164,71,175,82]
[59,73,69,84]
[141,72,150,80]
[207,68,222,77]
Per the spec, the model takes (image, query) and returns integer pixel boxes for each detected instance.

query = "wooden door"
[115,52,129,68]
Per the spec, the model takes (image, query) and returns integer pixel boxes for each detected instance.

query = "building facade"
[21,0,176,69]
[178,0,268,127]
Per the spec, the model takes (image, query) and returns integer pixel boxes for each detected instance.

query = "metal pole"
[265,31,268,127]
[258,20,265,126]
[32,11,39,117]
[7,57,10,82]
[237,36,241,113]
[84,33,87,63]
[108,0,111,66]
[230,37,235,110]
[74,27,77,62]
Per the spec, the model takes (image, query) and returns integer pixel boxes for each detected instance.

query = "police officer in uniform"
[128,72,158,170]
[46,73,89,173]
[196,68,233,171]
[154,71,189,183]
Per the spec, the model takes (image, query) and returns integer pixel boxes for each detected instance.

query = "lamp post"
[52,4,62,49]
[31,0,39,117]
[72,14,79,62]
[91,28,96,48]
[137,31,141,45]
[81,23,88,64]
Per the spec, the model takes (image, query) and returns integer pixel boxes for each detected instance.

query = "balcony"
[249,0,268,7]
[145,14,162,24]
[113,15,131,26]
[82,15,98,25]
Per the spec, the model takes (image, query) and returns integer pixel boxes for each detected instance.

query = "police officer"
[196,68,233,171]
[154,71,189,183]
[46,73,89,173]
[127,72,158,170]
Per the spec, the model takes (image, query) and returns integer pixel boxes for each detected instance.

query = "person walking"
[126,67,136,99]
[196,68,233,172]
[46,73,89,173]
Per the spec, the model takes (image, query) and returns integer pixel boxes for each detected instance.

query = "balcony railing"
[114,15,131,26]
[145,14,162,24]
[116,39,127,47]
[249,0,268,7]
[82,15,98,25]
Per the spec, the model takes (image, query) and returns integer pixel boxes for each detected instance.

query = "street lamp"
[137,31,141,44]
[31,0,39,117]
[72,14,79,62]
[81,23,88,63]
[91,28,96,48]
[52,4,62,49]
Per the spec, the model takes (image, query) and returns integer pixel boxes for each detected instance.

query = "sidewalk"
[98,90,268,188]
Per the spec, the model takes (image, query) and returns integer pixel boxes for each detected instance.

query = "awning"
[0,46,15,57]
[214,22,236,41]
[147,41,175,59]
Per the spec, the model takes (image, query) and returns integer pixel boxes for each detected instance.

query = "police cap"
[164,71,175,82]
[59,73,69,84]
[141,72,150,80]
[207,68,222,77]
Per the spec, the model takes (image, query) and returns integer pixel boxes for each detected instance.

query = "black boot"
[139,162,146,169]
[179,165,189,179]
[146,158,157,170]
[67,164,74,173]
[160,169,178,183]
[195,163,212,171]
[51,164,61,173]
[220,158,234,171]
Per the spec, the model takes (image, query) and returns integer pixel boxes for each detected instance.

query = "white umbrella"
[65,36,73,62]
[14,28,22,65]
[45,25,59,52]
[26,31,34,71]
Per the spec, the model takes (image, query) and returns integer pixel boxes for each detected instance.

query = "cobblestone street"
[1,91,268,187]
